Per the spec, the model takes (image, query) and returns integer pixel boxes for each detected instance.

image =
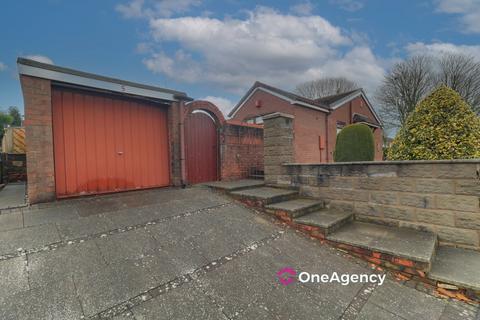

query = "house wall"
[230,90,328,163]
[327,95,383,161]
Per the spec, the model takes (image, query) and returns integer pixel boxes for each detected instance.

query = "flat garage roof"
[17,57,192,102]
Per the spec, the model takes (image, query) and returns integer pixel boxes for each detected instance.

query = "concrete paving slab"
[0,256,29,299]
[28,241,108,289]
[0,182,25,209]
[294,209,352,230]
[439,301,479,320]
[0,212,23,231]
[367,280,446,320]
[0,223,60,255]
[327,221,437,263]
[23,205,79,227]
[74,259,158,317]
[95,228,160,264]
[132,282,227,320]
[203,179,264,191]
[56,214,117,240]
[356,301,404,320]
[197,257,276,318]
[230,187,298,202]
[0,276,83,320]
[266,198,323,211]
[429,246,480,290]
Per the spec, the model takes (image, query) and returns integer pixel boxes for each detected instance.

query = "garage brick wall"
[20,75,56,203]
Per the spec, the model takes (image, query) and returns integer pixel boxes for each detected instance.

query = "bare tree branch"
[436,53,480,114]
[294,77,358,99]
[376,56,434,128]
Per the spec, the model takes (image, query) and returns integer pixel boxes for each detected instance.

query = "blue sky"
[1,0,480,115]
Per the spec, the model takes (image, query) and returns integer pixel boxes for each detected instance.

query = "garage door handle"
[117,151,124,155]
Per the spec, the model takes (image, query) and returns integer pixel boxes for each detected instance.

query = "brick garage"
[19,58,263,204]
[19,58,193,203]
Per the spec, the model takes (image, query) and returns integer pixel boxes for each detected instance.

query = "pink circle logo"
[276,267,296,285]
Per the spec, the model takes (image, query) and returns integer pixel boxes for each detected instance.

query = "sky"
[1,0,480,116]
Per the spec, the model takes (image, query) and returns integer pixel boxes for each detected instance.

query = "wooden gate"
[185,111,219,184]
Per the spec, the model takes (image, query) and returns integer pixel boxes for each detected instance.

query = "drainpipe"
[324,114,329,163]
[179,100,187,188]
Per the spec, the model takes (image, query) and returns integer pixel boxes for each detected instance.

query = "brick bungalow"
[228,82,383,162]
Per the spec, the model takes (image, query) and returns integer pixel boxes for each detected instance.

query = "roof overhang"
[229,86,329,118]
[328,89,382,126]
[17,58,191,102]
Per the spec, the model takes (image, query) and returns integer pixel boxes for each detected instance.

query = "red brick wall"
[220,121,263,180]
[328,95,383,161]
[230,90,328,163]
[20,75,56,203]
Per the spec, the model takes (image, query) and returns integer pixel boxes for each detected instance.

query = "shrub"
[387,86,480,160]
[334,123,375,162]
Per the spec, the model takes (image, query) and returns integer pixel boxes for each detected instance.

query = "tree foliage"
[377,53,480,131]
[0,112,13,142]
[294,77,358,100]
[7,106,22,126]
[387,86,480,160]
[334,124,375,162]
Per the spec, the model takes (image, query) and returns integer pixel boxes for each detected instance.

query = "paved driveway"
[0,187,477,320]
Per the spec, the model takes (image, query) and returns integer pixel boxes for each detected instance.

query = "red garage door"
[52,87,170,198]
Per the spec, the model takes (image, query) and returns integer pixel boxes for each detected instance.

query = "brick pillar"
[168,100,183,186]
[20,75,56,203]
[263,112,294,185]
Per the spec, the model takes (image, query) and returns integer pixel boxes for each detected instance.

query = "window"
[336,121,346,135]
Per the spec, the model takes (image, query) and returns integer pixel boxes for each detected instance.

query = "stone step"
[229,187,298,206]
[202,179,265,192]
[265,198,325,218]
[429,247,480,291]
[293,209,353,236]
[327,222,437,272]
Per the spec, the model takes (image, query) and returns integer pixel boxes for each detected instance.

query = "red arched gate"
[184,110,219,184]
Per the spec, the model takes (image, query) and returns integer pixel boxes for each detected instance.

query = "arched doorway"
[184,110,219,184]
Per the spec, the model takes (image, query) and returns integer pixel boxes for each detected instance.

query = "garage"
[52,87,170,198]
[18,57,192,203]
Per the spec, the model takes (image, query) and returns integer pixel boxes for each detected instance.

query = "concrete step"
[429,247,480,291]
[293,209,353,236]
[229,187,298,206]
[265,198,325,218]
[327,222,437,272]
[202,179,265,192]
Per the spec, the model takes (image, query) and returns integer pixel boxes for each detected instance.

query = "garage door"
[52,87,170,198]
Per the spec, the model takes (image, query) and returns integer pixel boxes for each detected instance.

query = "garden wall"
[263,112,480,250]
[220,121,263,180]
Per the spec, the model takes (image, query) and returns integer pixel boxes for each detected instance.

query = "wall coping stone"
[262,112,295,120]
[284,159,480,166]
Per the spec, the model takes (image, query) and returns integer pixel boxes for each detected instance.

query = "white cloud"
[330,0,364,12]
[406,42,480,59]
[23,55,54,64]
[116,0,201,18]
[0,62,6,71]
[199,96,235,116]
[142,8,386,94]
[436,0,480,33]
[290,2,314,15]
